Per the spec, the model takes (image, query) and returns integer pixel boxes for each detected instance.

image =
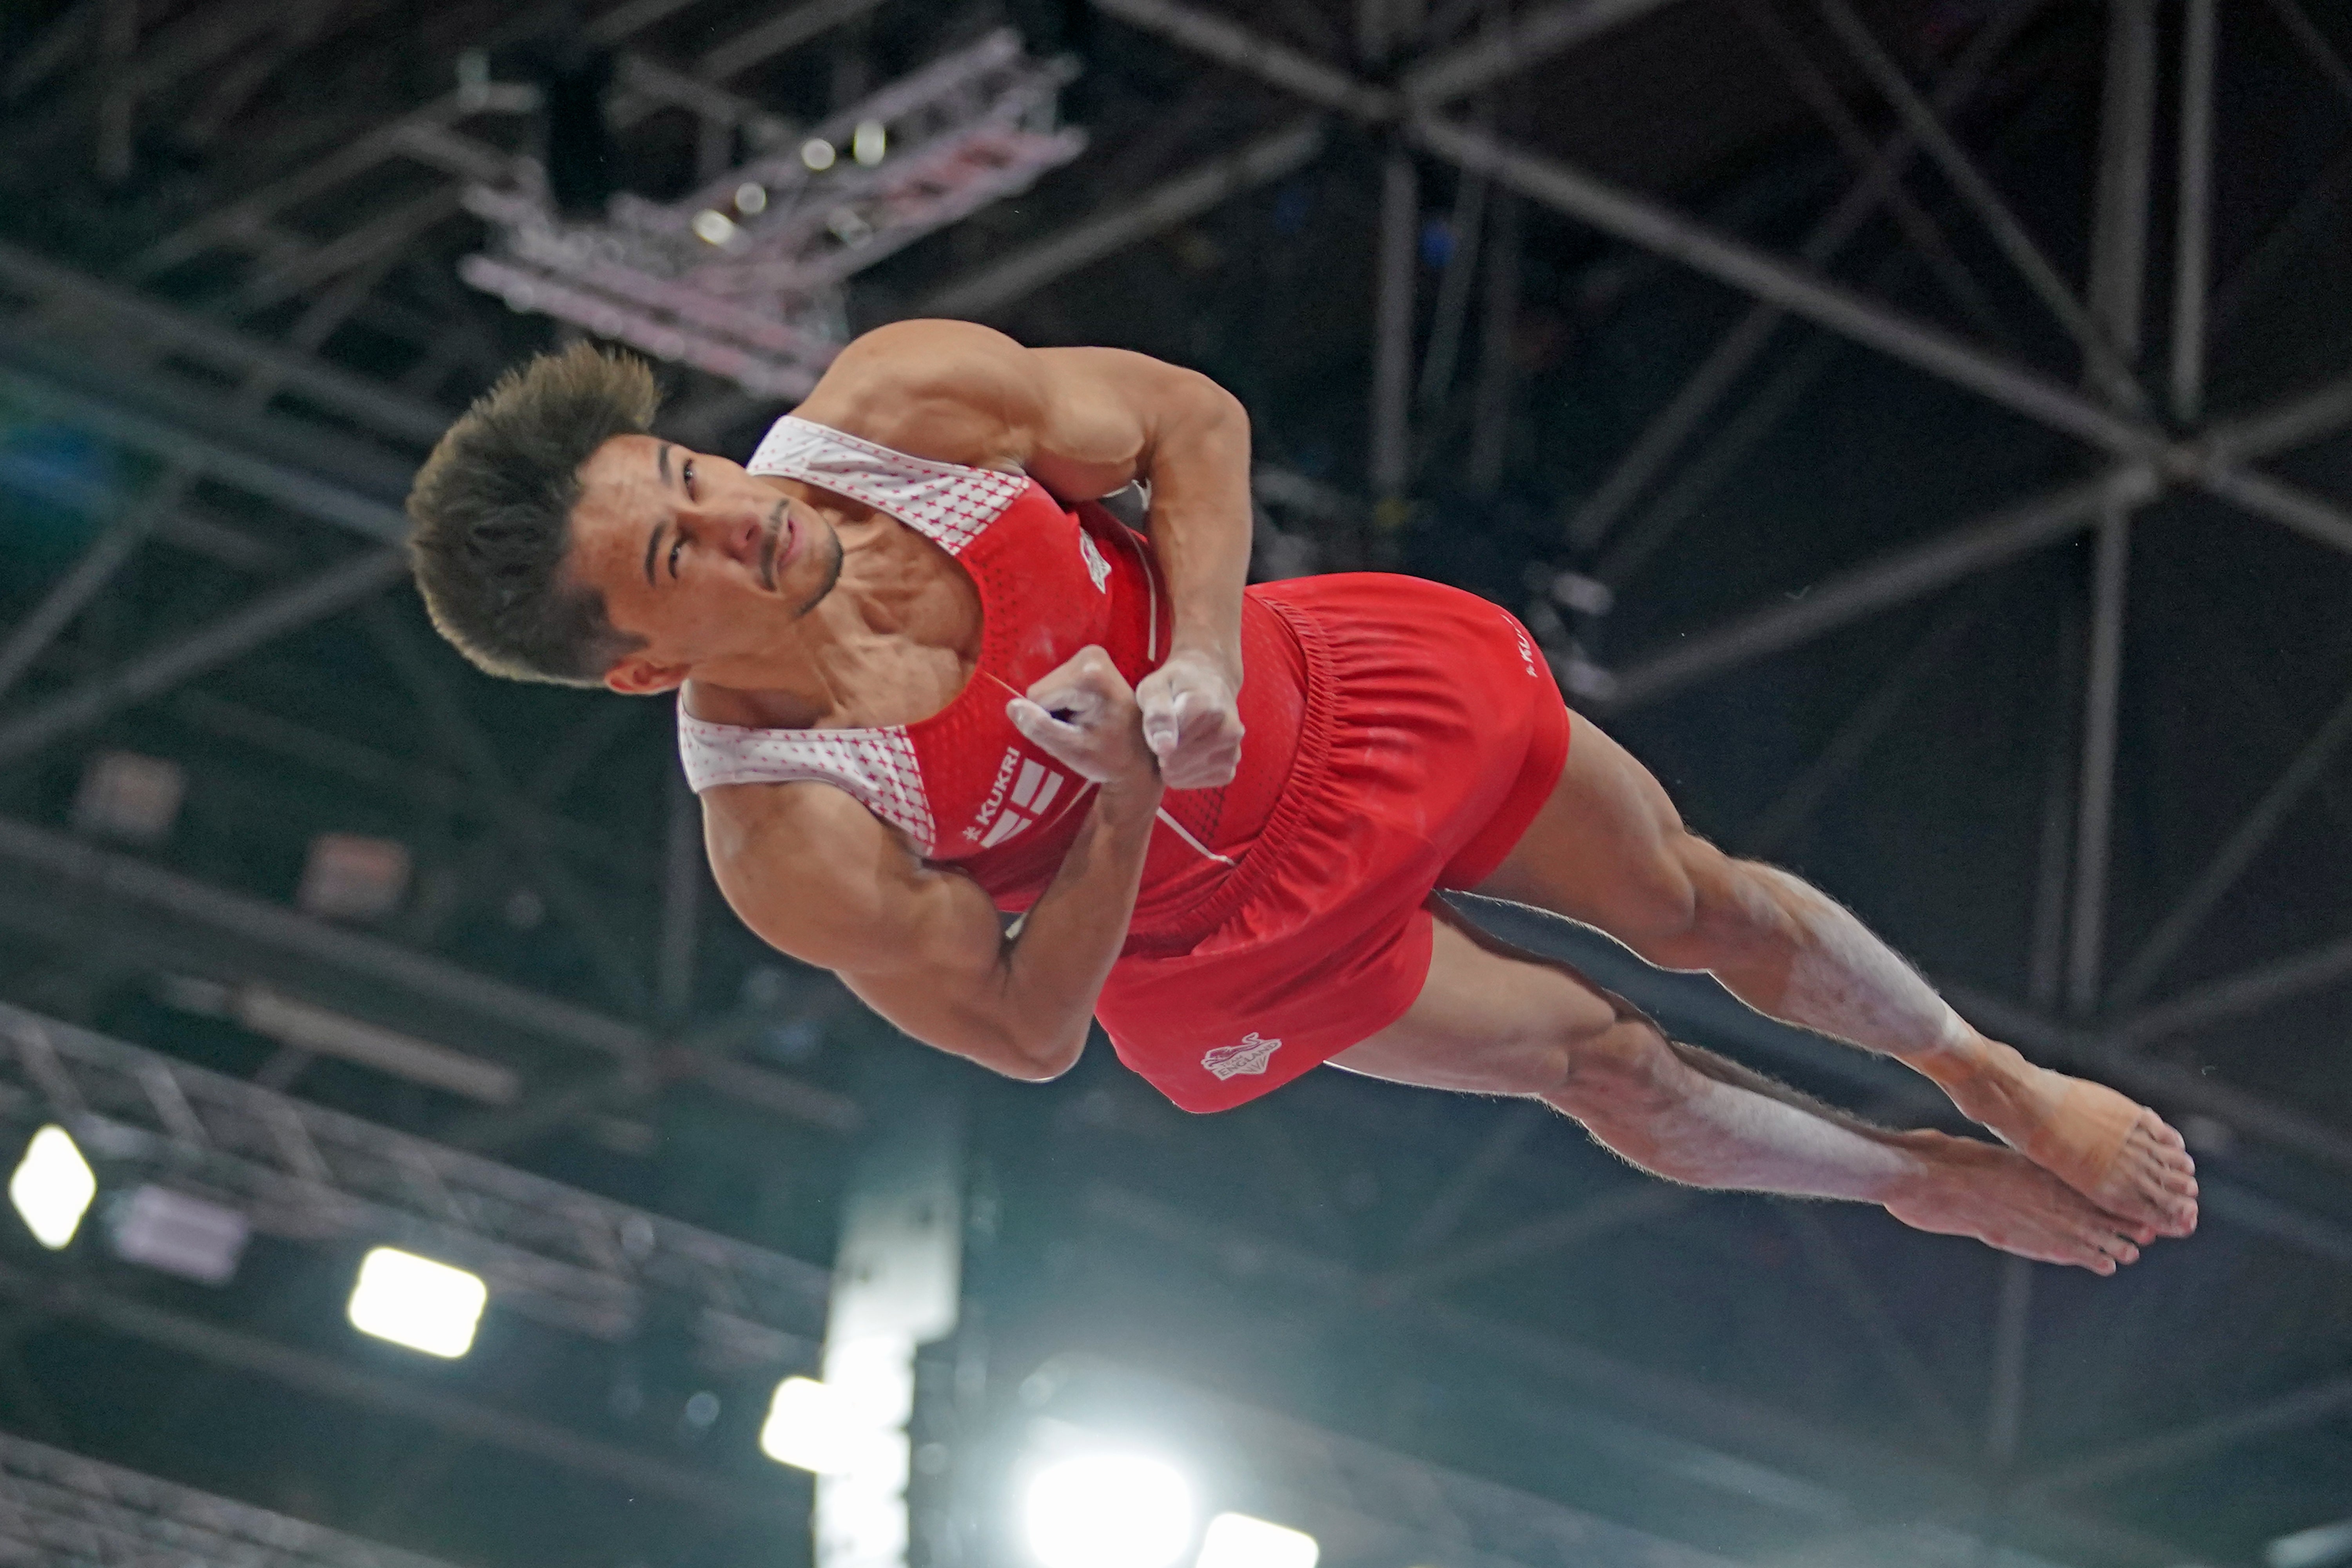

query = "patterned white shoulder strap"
[678,710,938,853]
[742,416,1029,555]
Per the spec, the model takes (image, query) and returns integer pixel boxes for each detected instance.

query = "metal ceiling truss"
[0,1429,465,1568]
[0,1002,829,1363]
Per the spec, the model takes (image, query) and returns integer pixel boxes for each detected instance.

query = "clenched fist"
[1134,648,1244,790]
[1006,646,1162,793]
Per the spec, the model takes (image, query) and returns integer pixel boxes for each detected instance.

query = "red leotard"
[679,418,1568,1112]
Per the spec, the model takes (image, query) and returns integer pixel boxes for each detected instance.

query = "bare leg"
[1332,912,2151,1273]
[1472,714,2197,1238]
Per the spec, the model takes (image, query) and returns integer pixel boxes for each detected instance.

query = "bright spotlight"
[691,208,739,245]
[760,1376,864,1473]
[735,181,768,215]
[347,1246,487,1358]
[801,138,837,171]
[1196,1512,1319,1568]
[9,1125,96,1249]
[851,119,886,165]
[1024,1454,1194,1568]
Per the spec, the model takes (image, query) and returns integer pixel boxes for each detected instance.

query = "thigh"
[1328,906,1621,1096]
[1468,711,1713,947]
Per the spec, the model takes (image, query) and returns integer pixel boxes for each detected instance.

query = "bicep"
[704,785,1035,1071]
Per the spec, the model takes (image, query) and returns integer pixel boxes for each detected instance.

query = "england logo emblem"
[1202,1032,1281,1080]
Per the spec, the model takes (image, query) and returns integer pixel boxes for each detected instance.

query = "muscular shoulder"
[700,779,937,973]
[793,320,1044,470]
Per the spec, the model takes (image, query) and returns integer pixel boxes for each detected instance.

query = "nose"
[712,509,765,568]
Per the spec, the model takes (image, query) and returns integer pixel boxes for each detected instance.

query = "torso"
[680,416,1309,937]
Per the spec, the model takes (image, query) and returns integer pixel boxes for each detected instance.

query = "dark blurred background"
[0,1,2348,1566]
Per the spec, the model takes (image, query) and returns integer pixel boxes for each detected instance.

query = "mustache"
[759,501,785,592]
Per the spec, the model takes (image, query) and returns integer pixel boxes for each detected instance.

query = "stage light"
[73,750,185,844]
[1024,1454,1194,1568]
[801,138,837,171]
[2270,1516,2352,1568]
[735,182,768,215]
[692,209,739,245]
[9,1126,96,1249]
[852,120,886,165]
[1196,1513,1319,1568]
[347,1247,487,1358]
[298,833,411,920]
[760,1376,866,1473]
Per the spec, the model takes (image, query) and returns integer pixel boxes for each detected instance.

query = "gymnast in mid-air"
[405,321,2197,1274]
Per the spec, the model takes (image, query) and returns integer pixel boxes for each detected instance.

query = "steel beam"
[2261,0,2352,112]
[2115,928,2352,1051]
[2064,507,2130,1015]
[1411,116,2157,459]
[0,551,408,769]
[1399,0,1688,108]
[919,118,1327,318]
[0,1430,463,1568]
[1370,146,1419,498]
[1090,0,1396,118]
[0,481,171,701]
[1374,1184,1690,1299]
[1602,471,2143,712]
[0,813,860,1130]
[2017,1373,2352,1496]
[1984,1254,2033,1466]
[1391,1101,1546,1259]
[1813,0,2143,410]
[0,1262,797,1520]
[2198,465,2352,558]
[695,0,890,83]
[1781,1208,1972,1462]
[2111,679,2352,1007]
[1467,189,1520,494]
[2171,0,2218,423]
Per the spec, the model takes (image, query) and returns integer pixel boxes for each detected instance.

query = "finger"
[1007,697,1078,750]
[1144,691,1190,757]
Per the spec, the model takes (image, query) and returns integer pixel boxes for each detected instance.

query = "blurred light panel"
[1197,1513,1319,1568]
[851,119,886,165]
[1024,1454,1194,1568]
[347,1247,487,1357]
[760,1376,862,1473]
[9,1125,96,1249]
[110,1184,250,1285]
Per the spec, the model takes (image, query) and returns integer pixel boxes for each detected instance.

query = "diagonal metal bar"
[358,604,655,1018]
[2202,368,2352,465]
[1392,1101,1548,1260]
[1411,116,2158,459]
[2110,679,2352,1007]
[921,118,1327,318]
[1739,584,1987,857]
[695,0,890,83]
[1400,0,1687,106]
[2114,928,2352,1049]
[1734,0,2005,344]
[2171,0,2218,423]
[1373,1184,1691,1299]
[1090,0,1396,117]
[2017,1374,2352,1496]
[2198,465,2352,557]
[0,476,176,701]
[2260,0,2352,113]
[1564,0,2049,549]
[0,551,407,769]
[1780,1207,1972,1462]
[1602,470,2147,712]
[1812,0,2145,412]
[1984,1253,2033,1467]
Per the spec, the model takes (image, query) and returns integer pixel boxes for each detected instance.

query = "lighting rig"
[461,29,1086,399]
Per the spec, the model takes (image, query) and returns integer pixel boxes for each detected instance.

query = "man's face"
[565,434,842,693]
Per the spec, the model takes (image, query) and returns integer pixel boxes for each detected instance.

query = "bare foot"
[1920,1038,2198,1238]
[1881,1131,2152,1274]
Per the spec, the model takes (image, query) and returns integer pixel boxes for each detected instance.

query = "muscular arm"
[705,648,1163,1080]
[795,320,1253,783]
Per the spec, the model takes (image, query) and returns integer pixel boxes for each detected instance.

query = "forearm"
[1141,380,1252,678]
[987,780,1162,1074]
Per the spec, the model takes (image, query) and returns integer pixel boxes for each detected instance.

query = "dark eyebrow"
[657,442,673,486]
[642,519,665,587]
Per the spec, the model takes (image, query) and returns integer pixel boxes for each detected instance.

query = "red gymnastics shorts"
[1092,573,1571,1113]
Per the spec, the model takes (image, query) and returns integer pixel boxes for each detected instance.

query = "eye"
[682,458,697,499]
[667,533,685,578]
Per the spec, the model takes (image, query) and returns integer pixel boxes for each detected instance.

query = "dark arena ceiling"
[2,1,2351,1566]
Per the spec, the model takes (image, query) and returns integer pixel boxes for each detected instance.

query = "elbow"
[1005,1029,1088,1083]
[951,1018,1086,1083]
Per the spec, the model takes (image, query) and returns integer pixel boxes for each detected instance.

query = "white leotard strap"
[679,711,937,853]
[742,415,1028,555]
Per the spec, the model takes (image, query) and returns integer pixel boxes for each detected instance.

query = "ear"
[604,654,689,695]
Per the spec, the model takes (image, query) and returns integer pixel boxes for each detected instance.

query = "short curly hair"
[406,343,659,686]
